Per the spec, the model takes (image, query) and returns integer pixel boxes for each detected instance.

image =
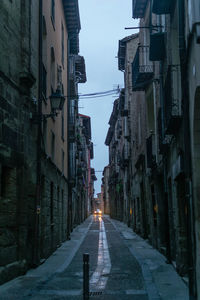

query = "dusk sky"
[78,0,138,195]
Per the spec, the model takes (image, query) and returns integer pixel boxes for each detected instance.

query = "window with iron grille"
[42,64,47,99]
[51,0,55,25]
[61,23,64,67]
[61,85,64,140]
[62,150,65,173]
[1,166,14,198]
[50,182,54,224]
[51,131,55,162]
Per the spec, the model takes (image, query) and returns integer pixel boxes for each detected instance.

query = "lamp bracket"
[30,112,58,124]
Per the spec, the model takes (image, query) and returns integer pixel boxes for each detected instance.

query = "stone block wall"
[0,0,39,284]
[40,157,68,259]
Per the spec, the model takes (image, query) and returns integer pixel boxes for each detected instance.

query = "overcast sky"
[78,0,138,195]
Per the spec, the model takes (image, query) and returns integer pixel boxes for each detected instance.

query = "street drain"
[89,291,103,296]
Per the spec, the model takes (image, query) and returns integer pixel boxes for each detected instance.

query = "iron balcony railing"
[146,134,156,169]
[68,103,76,142]
[42,64,47,99]
[149,32,166,61]
[132,46,154,91]
[164,65,182,134]
[152,0,173,15]
[132,0,148,18]
[68,123,75,142]
[157,108,163,152]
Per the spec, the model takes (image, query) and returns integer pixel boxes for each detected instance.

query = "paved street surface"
[0,215,189,300]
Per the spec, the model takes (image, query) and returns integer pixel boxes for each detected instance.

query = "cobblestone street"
[0,215,188,300]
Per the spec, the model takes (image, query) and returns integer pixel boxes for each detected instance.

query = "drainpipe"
[178,0,196,298]
[152,81,158,163]
[33,0,43,266]
[67,39,72,239]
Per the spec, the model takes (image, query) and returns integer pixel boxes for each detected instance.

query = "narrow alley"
[1,0,200,298]
[0,215,188,300]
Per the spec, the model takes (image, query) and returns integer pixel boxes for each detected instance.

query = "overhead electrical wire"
[77,88,121,99]
[79,92,118,99]
[65,87,122,99]
[79,88,120,97]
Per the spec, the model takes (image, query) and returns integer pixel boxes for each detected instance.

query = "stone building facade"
[38,0,71,263]
[0,0,91,285]
[76,114,94,221]
[0,0,39,284]
[186,0,200,297]
[105,98,122,220]
[105,0,200,298]
[102,166,110,215]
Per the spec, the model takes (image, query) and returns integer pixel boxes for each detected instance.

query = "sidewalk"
[109,217,189,300]
[0,216,93,299]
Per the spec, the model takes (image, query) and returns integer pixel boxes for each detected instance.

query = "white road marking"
[90,217,111,290]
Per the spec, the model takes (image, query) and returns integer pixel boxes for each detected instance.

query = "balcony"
[75,55,87,83]
[68,123,75,142]
[90,142,94,159]
[119,144,130,169]
[157,108,171,153]
[164,65,182,134]
[119,157,129,169]
[116,120,122,139]
[149,32,166,61]
[146,135,156,169]
[77,167,83,178]
[152,0,173,15]
[63,0,80,54]
[118,40,126,71]
[132,46,154,91]
[119,90,126,116]
[132,0,148,18]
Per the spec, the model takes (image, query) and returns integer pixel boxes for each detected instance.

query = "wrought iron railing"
[152,0,173,15]
[146,134,156,169]
[132,46,154,91]
[132,0,148,18]
[164,65,182,133]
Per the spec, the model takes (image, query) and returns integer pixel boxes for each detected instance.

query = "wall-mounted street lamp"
[31,88,65,123]
[49,88,65,112]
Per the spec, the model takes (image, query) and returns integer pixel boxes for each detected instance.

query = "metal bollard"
[83,253,90,300]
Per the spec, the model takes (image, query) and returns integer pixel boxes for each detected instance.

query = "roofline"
[79,113,91,119]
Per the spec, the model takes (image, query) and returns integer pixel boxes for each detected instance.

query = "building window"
[61,189,64,240]
[57,186,60,208]
[61,84,64,140]
[51,0,55,26]
[51,131,55,161]
[42,119,47,150]
[51,47,56,90]
[62,150,65,173]
[61,108,64,140]
[1,166,12,197]
[42,64,47,99]
[42,16,47,68]
[50,182,54,225]
[61,23,64,67]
